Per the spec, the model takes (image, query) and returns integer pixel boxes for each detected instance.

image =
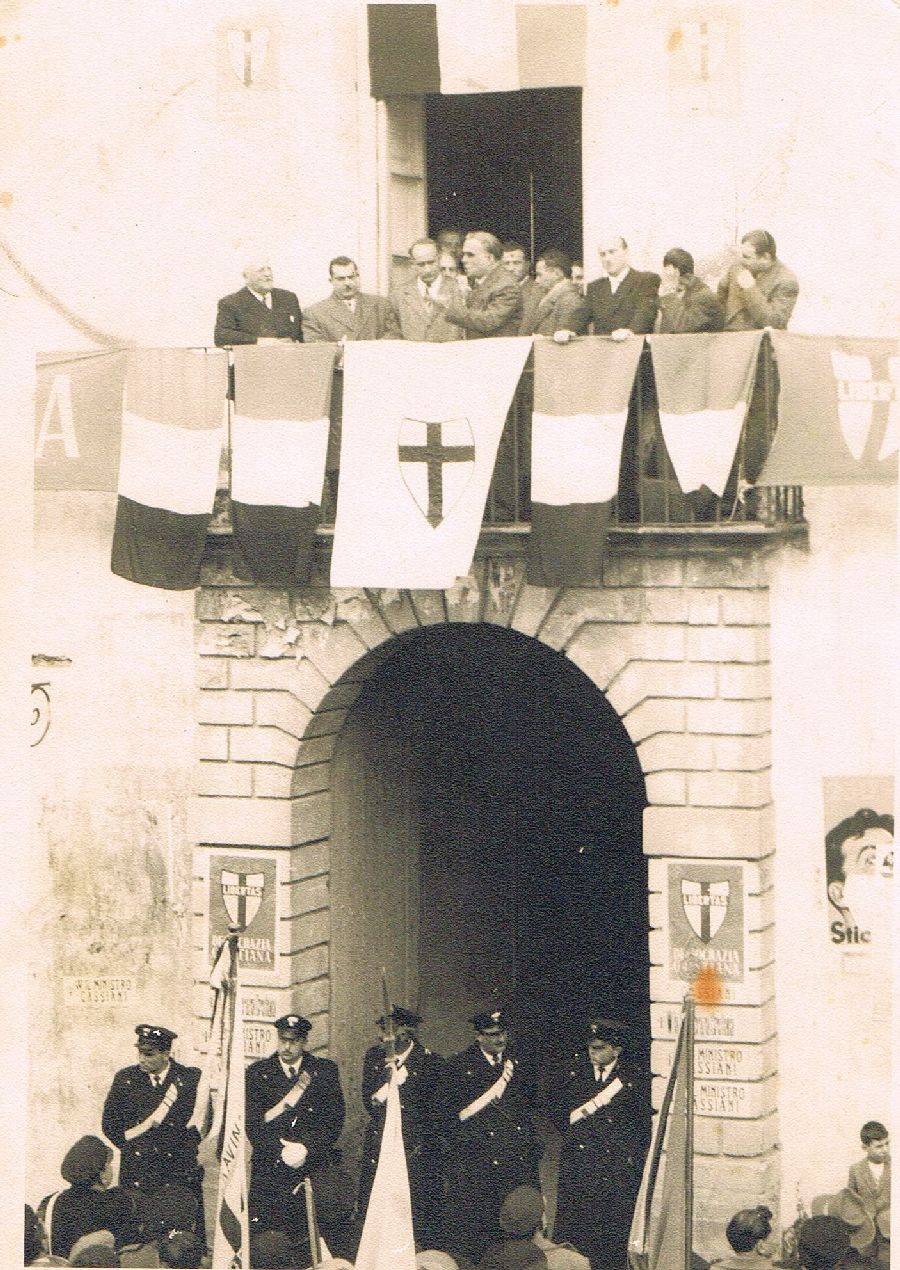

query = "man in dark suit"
[245,1013,346,1256]
[551,1018,650,1270]
[384,238,460,342]
[302,257,391,345]
[501,240,540,337]
[434,231,522,338]
[214,260,303,346]
[586,237,660,338]
[357,1006,446,1248]
[101,1025,204,1232]
[442,1007,540,1265]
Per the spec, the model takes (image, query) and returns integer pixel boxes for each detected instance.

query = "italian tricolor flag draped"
[111,348,227,589]
[231,344,334,585]
[527,337,643,587]
[648,331,763,497]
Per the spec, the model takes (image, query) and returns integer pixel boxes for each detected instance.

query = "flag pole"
[381,967,396,1063]
[304,1175,322,1268]
[683,992,695,1270]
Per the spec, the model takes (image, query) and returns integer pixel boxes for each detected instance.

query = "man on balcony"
[586,237,660,339]
[302,256,391,346]
[522,249,591,338]
[384,238,459,342]
[501,240,540,336]
[214,259,302,346]
[717,229,799,330]
[657,248,725,333]
[433,231,522,338]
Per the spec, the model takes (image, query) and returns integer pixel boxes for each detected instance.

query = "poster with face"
[824,776,894,950]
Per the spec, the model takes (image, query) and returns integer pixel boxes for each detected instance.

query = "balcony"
[208,335,806,567]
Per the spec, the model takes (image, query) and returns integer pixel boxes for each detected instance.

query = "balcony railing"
[213,336,804,539]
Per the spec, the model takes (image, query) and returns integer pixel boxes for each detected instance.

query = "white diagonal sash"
[264,1068,312,1123]
[124,1082,178,1140]
[568,1075,624,1125]
[459,1058,514,1122]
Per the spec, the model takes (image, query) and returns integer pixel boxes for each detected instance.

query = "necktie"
[288,1066,297,1079]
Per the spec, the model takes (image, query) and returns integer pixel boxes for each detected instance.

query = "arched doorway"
[329,623,648,1153]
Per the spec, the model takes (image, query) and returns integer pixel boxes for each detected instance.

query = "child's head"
[860,1120,889,1162]
[725,1205,773,1253]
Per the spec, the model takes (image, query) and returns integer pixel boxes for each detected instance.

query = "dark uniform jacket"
[214,286,303,345]
[443,1043,539,1263]
[442,264,523,338]
[358,1040,446,1242]
[101,1059,201,1193]
[551,1054,650,1270]
[244,1050,345,1221]
[587,269,661,335]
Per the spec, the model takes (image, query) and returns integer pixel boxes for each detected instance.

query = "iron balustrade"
[214,335,803,534]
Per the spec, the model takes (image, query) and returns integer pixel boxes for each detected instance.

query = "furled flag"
[527,336,643,587]
[366,3,586,96]
[330,338,531,589]
[628,999,695,1270]
[355,1066,417,1270]
[186,935,233,1145]
[648,331,763,499]
[111,348,227,589]
[231,344,334,585]
[758,332,899,485]
[35,349,127,491]
[212,937,251,1269]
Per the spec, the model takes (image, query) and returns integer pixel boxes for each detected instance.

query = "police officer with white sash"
[443,1007,539,1264]
[551,1018,649,1270]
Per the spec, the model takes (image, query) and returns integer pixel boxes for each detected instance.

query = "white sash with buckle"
[569,1075,623,1125]
[265,1068,312,1123]
[459,1058,514,1122]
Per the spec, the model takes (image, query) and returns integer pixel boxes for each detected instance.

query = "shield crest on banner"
[681,879,729,943]
[398,416,476,527]
[221,870,264,930]
[227,28,270,86]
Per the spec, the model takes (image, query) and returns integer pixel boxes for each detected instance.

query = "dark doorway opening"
[330,624,649,1134]
[425,89,583,262]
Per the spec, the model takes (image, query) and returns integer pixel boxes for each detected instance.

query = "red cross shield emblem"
[221,870,264,930]
[681,879,729,943]
[398,417,476,527]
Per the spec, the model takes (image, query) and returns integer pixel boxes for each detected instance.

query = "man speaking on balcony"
[433,231,522,338]
[214,258,303,345]
[717,229,799,330]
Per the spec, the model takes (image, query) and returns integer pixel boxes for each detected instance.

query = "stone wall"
[193,541,778,1257]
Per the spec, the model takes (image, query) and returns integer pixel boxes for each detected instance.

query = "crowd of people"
[212,228,799,351]
[23,1010,887,1269]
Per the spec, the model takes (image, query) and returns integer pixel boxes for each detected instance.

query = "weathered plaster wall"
[769,486,896,1219]
[29,491,197,1202]
[3,0,368,348]
[582,0,900,335]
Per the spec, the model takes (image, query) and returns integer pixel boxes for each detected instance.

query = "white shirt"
[868,1160,885,1182]
[249,288,272,308]
[593,1061,616,1084]
[280,1059,302,1080]
[608,267,630,295]
[480,1049,504,1067]
[149,1062,170,1087]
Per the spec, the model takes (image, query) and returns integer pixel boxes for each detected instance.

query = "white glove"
[280,1139,308,1169]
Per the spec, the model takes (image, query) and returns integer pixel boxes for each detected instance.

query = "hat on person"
[416,1251,459,1270]
[829,1188,876,1253]
[274,1014,312,1038]
[250,1229,296,1269]
[61,1135,113,1184]
[797,1216,852,1269]
[587,1018,628,1046]
[470,1007,509,1032]
[135,1025,176,1052]
[69,1229,117,1264]
[376,1005,422,1028]
[499,1186,545,1236]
